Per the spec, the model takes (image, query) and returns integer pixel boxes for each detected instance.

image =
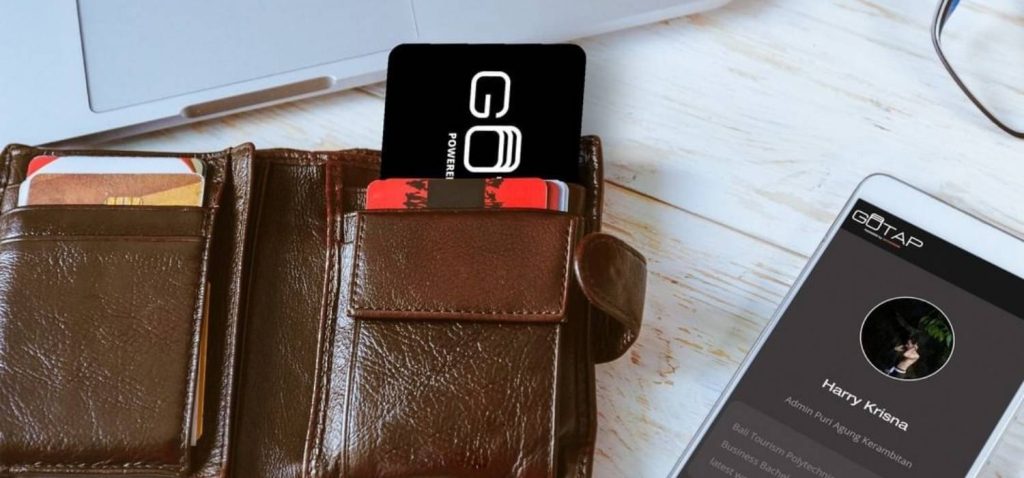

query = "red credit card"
[366,177,551,210]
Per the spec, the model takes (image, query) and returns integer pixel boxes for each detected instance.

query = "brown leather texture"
[575,233,648,363]
[0,144,244,478]
[0,136,646,478]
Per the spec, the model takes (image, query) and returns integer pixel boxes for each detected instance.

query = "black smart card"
[381,44,586,183]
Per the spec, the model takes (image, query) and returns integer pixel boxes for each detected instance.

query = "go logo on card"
[463,71,522,174]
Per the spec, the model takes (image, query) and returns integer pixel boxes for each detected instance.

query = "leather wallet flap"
[0,143,253,478]
[574,232,648,363]
[347,209,579,323]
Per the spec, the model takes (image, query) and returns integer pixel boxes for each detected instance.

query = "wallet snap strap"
[573,232,648,364]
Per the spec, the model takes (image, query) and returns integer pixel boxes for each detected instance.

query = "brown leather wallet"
[0,136,646,478]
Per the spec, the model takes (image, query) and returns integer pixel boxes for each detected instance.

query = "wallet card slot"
[231,156,341,478]
[347,209,579,323]
[0,206,208,240]
[0,231,210,476]
[0,145,230,214]
[306,208,584,476]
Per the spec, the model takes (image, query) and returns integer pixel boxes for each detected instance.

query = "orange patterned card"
[22,173,204,206]
[17,155,205,206]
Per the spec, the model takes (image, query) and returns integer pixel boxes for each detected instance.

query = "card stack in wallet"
[0,136,647,478]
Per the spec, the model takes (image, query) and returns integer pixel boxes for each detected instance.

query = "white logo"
[464,70,522,174]
[469,71,511,119]
[463,125,521,173]
[851,210,924,249]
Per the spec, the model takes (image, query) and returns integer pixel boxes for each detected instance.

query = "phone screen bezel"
[668,174,1024,478]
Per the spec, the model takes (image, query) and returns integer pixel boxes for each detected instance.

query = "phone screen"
[677,199,1024,478]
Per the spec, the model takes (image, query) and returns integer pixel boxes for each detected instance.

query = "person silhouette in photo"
[884,331,922,378]
[863,298,953,380]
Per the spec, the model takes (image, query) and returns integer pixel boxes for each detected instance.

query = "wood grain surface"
[102,0,1024,476]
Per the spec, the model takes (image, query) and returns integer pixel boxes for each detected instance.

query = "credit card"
[381,44,586,183]
[366,177,551,210]
[546,180,569,212]
[18,155,205,207]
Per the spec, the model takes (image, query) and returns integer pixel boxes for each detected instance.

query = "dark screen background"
[680,201,1024,477]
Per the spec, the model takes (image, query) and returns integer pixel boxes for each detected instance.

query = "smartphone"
[669,174,1024,478]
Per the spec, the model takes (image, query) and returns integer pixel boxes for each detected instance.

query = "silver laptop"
[0,0,729,146]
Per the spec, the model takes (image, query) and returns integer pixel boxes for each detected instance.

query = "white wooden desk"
[104,0,1024,476]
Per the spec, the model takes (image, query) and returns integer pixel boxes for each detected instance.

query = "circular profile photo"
[860,297,954,381]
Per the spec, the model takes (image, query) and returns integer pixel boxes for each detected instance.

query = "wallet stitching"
[0,146,14,200]
[310,253,336,473]
[546,321,562,478]
[341,319,362,477]
[320,151,381,169]
[349,216,573,316]
[321,149,382,169]
[0,146,23,212]
[571,225,591,478]
[261,156,325,166]
[258,149,381,170]
[561,219,583,478]
[341,212,368,476]
[307,159,343,477]
[5,462,184,473]
[584,139,601,226]
[306,158,330,477]
[0,235,205,245]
